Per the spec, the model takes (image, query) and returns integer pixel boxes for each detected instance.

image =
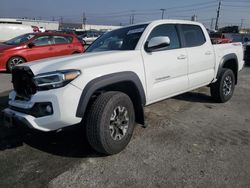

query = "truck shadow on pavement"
[0,92,102,158]
[0,121,101,158]
[244,63,250,68]
[174,91,214,103]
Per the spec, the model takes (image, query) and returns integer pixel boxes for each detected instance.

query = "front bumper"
[0,55,7,71]
[2,83,83,132]
[3,108,41,130]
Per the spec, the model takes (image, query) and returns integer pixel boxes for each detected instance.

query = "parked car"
[215,33,250,46]
[0,32,85,72]
[56,29,77,35]
[245,44,250,63]
[210,33,232,44]
[216,33,250,60]
[3,20,244,155]
[0,24,37,42]
[78,30,105,45]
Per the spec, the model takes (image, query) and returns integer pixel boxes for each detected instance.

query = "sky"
[0,0,250,28]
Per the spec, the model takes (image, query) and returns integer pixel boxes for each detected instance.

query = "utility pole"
[131,15,134,24]
[215,0,221,31]
[160,9,166,19]
[131,10,135,24]
[240,19,244,29]
[210,18,215,30]
[82,12,87,30]
[191,15,197,21]
[60,16,63,29]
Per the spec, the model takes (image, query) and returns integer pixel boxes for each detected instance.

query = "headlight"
[33,69,81,90]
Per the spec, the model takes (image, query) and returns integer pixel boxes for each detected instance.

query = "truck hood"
[19,51,141,75]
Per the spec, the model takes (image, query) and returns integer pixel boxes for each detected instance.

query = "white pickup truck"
[3,20,244,155]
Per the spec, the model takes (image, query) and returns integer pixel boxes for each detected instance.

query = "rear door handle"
[177,55,187,60]
[49,47,53,50]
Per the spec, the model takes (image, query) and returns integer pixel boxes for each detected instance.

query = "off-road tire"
[86,91,135,155]
[210,68,235,103]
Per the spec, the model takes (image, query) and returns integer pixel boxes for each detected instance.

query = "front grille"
[12,67,37,100]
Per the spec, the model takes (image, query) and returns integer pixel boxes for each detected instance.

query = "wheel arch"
[76,71,146,125]
[217,53,238,84]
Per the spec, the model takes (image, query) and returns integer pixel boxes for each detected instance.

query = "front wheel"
[210,68,235,103]
[86,91,135,155]
[7,56,25,72]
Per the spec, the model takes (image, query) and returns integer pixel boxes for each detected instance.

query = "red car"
[0,32,85,72]
[210,33,232,44]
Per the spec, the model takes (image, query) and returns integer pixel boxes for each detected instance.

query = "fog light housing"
[32,102,53,117]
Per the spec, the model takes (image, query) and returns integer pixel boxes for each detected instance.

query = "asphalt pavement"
[0,66,250,188]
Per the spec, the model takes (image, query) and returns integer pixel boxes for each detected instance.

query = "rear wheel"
[86,91,135,155]
[7,56,25,72]
[210,68,235,103]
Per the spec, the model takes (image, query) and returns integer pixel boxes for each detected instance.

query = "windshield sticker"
[127,28,145,35]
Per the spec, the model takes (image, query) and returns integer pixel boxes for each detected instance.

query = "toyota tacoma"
[3,20,244,155]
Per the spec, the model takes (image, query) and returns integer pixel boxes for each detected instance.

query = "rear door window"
[53,36,72,44]
[181,25,206,47]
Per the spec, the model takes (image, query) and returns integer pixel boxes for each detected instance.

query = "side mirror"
[27,43,35,48]
[145,36,170,52]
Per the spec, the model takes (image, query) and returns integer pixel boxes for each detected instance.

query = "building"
[0,18,120,31]
[82,24,120,31]
[240,29,250,34]
[60,23,82,30]
[60,22,120,31]
[0,18,59,30]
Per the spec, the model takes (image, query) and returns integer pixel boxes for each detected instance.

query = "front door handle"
[49,47,53,50]
[177,55,187,60]
[205,51,212,55]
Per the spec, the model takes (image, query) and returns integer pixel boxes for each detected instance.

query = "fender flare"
[217,53,238,80]
[76,71,146,119]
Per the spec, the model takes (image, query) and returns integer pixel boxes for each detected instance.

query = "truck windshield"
[4,34,35,45]
[86,24,148,52]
